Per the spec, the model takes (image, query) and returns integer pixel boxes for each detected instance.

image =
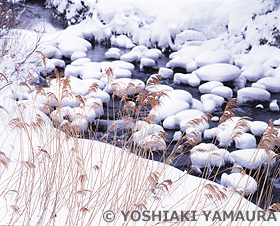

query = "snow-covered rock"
[199,81,224,94]
[211,86,233,100]
[196,63,241,82]
[249,121,268,137]
[221,173,258,195]
[195,50,231,67]
[237,87,271,105]
[230,148,276,170]
[191,149,233,174]
[158,67,174,79]
[234,133,257,149]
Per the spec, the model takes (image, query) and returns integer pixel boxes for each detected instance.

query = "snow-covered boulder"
[221,173,258,195]
[237,87,270,105]
[191,149,233,174]
[196,63,241,82]
[199,81,224,94]
[234,133,257,149]
[230,148,276,170]
[249,121,268,136]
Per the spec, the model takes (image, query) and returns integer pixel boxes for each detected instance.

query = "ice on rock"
[240,64,264,82]
[158,67,174,79]
[221,173,258,195]
[191,149,233,174]
[71,51,87,61]
[149,99,190,123]
[105,78,145,96]
[140,57,156,69]
[211,86,233,100]
[230,148,276,170]
[249,121,268,136]
[269,99,279,112]
[196,63,241,82]
[160,90,193,105]
[237,87,270,105]
[199,81,224,94]
[111,35,135,49]
[234,133,257,149]
[195,50,231,68]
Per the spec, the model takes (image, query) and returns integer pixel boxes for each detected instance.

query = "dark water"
[19,1,280,209]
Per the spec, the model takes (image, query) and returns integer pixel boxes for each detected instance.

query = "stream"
[13,1,280,209]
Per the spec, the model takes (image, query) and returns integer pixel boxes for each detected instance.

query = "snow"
[254,76,280,93]
[269,99,280,112]
[230,149,276,170]
[221,173,258,195]
[174,109,209,133]
[234,133,257,149]
[240,64,264,82]
[190,148,233,174]
[158,67,174,79]
[111,35,136,49]
[149,99,190,123]
[195,50,231,68]
[237,87,271,105]
[199,81,224,94]
[195,63,241,82]
[211,86,233,100]
[3,0,280,224]
[249,121,268,137]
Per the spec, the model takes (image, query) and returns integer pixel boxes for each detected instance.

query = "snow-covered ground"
[1,0,280,225]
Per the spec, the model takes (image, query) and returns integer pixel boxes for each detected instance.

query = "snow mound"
[221,173,258,195]
[105,78,145,96]
[195,50,231,68]
[196,63,241,82]
[230,148,276,170]
[234,133,257,149]
[191,148,233,174]
[199,81,224,94]
[237,87,271,105]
